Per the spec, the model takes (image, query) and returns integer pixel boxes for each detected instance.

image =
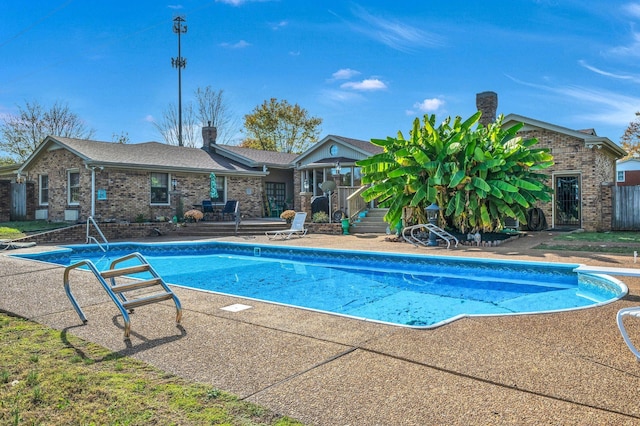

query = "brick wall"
[16,222,176,245]
[519,129,616,231]
[23,148,266,223]
[619,170,640,186]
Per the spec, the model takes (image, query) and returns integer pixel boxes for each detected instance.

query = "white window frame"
[150,172,170,205]
[67,169,80,206]
[617,170,625,182]
[39,174,49,206]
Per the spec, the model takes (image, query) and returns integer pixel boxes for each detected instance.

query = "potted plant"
[280,210,296,224]
[183,209,204,223]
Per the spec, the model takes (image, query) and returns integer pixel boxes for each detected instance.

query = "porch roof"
[213,145,298,168]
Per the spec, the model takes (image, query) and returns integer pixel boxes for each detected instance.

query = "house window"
[150,173,169,204]
[211,176,226,203]
[67,170,80,205]
[39,175,49,205]
[617,170,625,182]
[266,182,286,206]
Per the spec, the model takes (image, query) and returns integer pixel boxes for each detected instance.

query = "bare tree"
[152,102,200,147]
[0,100,95,162]
[621,111,640,158]
[153,87,239,147]
[194,86,240,145]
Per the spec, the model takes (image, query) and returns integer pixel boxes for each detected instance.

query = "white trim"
[150,172,170,206]
[617,170,625,182]
[38,174,49,206]
[67,169,80,206]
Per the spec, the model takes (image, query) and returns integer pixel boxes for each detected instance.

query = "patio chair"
[265,212,308,240]
[617,307,640,360]
[202,200,214,221]
[268,197,283,218]
[219,200,239,221]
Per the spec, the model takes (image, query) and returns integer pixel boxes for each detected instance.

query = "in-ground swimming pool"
[13,241,627,328]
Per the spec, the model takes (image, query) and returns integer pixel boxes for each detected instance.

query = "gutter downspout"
[85,164,96,217]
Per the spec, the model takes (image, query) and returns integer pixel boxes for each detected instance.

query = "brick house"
[502,113,626,231]
[16,126,290,223]
[616,158,640,186]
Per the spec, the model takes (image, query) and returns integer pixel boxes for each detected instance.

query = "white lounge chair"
[265,212,308,240]
[617,307,640,360]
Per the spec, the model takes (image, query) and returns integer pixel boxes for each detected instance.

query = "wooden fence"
[613,185,640,230]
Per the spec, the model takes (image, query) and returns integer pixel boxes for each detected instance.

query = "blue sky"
[1,0,640,148]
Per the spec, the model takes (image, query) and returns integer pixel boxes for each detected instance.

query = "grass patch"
[0,221,69,240]
[551,231,640,243]
[0,313,304,425]
[535,243,633,254]
[534,231,640,254]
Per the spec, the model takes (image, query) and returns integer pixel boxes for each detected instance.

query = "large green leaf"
[472,177,491,192]
[448,170,467,188]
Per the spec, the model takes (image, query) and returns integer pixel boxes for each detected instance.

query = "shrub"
[312,211,329,223]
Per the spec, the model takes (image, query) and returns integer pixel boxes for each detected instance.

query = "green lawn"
[551,231,640,243]
[0,220,69,240]
[0,313,303,425]
[536,231,640,254]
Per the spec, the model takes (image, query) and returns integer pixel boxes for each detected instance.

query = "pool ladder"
[402,223,459,249]
[63,252,182,339]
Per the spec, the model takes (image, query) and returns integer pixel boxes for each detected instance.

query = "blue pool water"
[13,241,627,327]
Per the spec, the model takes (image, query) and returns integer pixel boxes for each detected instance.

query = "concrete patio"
[2,231,640,425]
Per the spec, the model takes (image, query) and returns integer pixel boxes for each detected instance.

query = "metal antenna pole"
[171,16,187,147]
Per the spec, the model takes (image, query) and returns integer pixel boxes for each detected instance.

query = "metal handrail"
[63,259,130,331]
[346,186,368,221]
[86,216,109,252]
[64,252,183,339]
[402,223,459,249]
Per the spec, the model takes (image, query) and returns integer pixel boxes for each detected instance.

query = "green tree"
[0,100,95,162]
[621,111,640,158]
[241,98,322,153]
[357,112,554,233]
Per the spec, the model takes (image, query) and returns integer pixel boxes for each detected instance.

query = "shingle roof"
[26,137,260,174]
[215,145,299,167]
[327,135,383,155]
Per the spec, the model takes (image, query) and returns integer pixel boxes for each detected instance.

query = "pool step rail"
[63,252,182,339]
[402,223,459,249]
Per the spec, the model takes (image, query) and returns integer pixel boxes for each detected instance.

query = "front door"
[555,175,581,228]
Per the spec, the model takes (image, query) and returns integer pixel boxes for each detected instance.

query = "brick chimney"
[476,91,497,126]
[202,121,217,152]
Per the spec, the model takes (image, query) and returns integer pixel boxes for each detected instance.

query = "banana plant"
[357,113,553,233]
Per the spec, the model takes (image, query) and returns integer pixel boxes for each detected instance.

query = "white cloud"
[216,0,245,5]
[220,40,251,49]
[144,115,154,123]
[320,89,365,104]
[413,98,445,113]
[351,5,445,52]
[340,78,387,91]
[579,60,638,82]
[289,50,301,56]
[609,31,640,57]
[167,5,183,10]
[271,20,288,30]
[506,74,640,128]
[331,68,360,80]
[623,2,640,18]
[215,0,275,5]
